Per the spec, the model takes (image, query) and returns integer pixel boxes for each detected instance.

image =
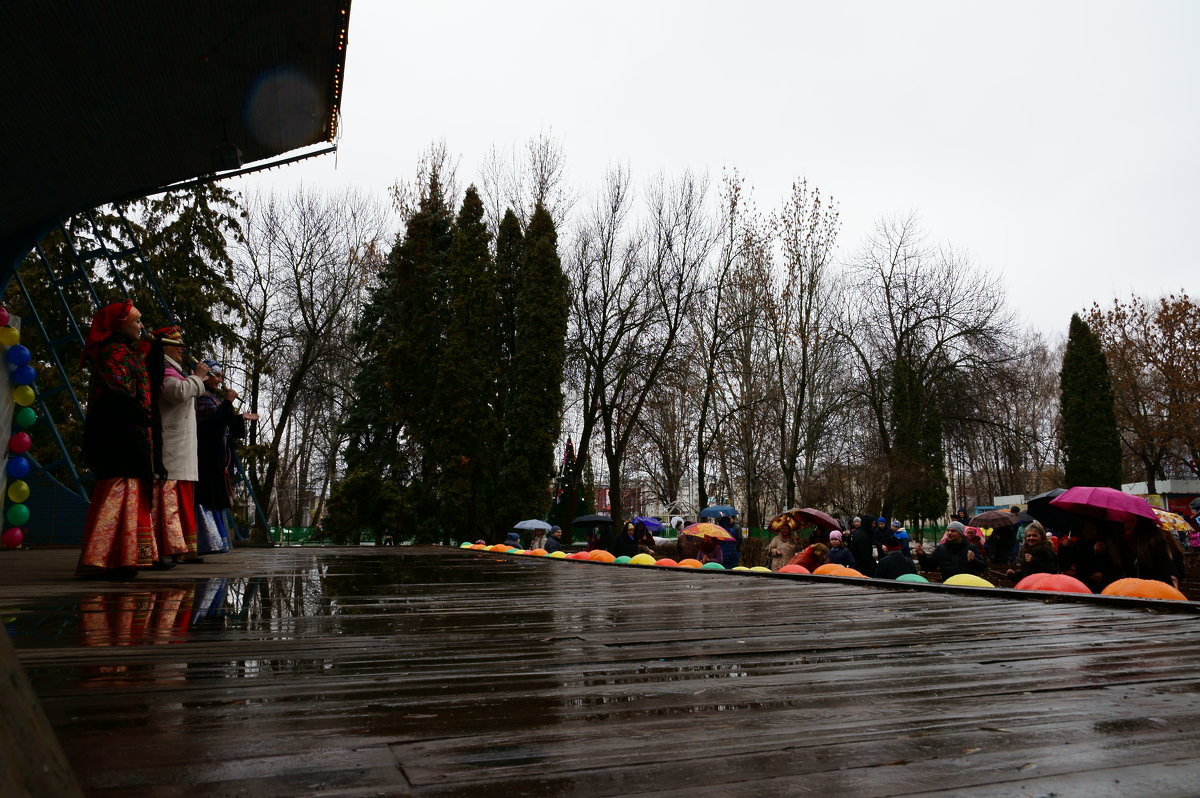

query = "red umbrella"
[1049,486,1158,524]
[782,507,841,532]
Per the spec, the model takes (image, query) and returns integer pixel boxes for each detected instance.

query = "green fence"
[271,526,316,545]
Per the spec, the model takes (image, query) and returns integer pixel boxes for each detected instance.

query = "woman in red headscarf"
[76,301,156,578]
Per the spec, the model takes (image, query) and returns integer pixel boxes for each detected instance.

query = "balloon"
[1,527,22,548]
[628,553,656,565]
[613,555,632,564]
[701,561,725,570]
[943,573,994,588]
[840,568,865,578]
[1017,573,1091,594]
[566,551,591,560]
[778,564,810,574]
[813,564,848,575]
[15,407,36,428]
[7,480,29,503]
[5,504,29,526]
[588,550,616,563]
[0,326,18,347]
[5,344,30,367]
[1101,577,1187,601]
[11,365,35,386]
[5,456,29,479]
[548,550,567,559]
[8,432,31,454]
[896,573,929,583]
[459,541,472,548]
[529,548,547,556]
[750,566,772,572]
[0,307,8,326]
[653,558,678,567]
[12,385,34,406]
[676,558,703,568]
[731,566,750,571]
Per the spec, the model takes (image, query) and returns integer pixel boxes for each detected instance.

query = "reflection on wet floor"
[7,548,1200,796]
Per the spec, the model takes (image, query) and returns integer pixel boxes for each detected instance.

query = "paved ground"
[3,546,1200,797]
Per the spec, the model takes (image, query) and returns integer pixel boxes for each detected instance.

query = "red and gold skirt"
[76,478,154,574]
[152,479,197,558]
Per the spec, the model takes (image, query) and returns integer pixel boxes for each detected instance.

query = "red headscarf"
[82,301,143,366]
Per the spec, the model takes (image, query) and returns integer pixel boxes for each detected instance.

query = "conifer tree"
[386,173,454,540]
[1060,313,1123,488]
[497,202,570,528]
[436,186,500,540]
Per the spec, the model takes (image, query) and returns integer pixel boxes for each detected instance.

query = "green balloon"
[613,555,632,564]
[701,561,725,570]
[15,407,37,429]
[6,503,30,526]
[896,572,929,583]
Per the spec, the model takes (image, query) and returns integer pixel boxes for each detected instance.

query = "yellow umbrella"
[1152,507,1192,533]
[680,522,735,541]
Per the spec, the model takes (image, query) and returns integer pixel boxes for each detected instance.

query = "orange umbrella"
[1152,507,1192,533]
[680,522,735,541]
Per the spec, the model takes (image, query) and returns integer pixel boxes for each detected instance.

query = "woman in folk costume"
[194,360,254,553]
[148,325,209,564]
[76,301,155,578]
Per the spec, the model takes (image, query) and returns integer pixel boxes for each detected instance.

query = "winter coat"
[719,524,743,568]
[1010,543,1058,582]
[195,388,247,510]
[827,546,857,568]
[849,527,876,577]
[875,550,918,580]
[919,539,986,581]
[767,534,798,571]
[157,356,205,481]
[83,337,153,481]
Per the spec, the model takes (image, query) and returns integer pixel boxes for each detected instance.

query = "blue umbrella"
[699,504,738,519]
[631,516,664,532]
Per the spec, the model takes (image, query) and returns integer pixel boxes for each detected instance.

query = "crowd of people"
[75,301,257,579]
[764,508,1188,593]
[500,502,1191,597]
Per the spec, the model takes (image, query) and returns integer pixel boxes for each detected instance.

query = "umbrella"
[572,514,614,525]
[699,504,738,519]
[1049,486,1158,524]
[1024,488,1079,533]
[513,519,551,531]
[968,509,1019,529]
[631,516,665,532]
[1152,507,1192,533]
[680,522,735,541]
[789,507,841,532]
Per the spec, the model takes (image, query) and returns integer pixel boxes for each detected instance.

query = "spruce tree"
[1060,313,1123,488]
[497,203,570,528]
[386,173,454,541]
[435,186,500,541]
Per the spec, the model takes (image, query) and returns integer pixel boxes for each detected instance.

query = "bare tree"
[234,188,390,532]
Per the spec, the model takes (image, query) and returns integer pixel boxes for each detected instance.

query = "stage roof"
[0,2,351,265]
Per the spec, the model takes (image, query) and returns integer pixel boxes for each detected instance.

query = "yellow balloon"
[943,573,994,588]
[628,553,656,565]
[7,481,30,503]
[548,550,567,558]
[0,326,18,347]
[13,385,35,407]
[750,566,772,572]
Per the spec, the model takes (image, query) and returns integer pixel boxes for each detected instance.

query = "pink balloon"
[1,527,23,548]
[0,306,9,327]
[8,432,31,454]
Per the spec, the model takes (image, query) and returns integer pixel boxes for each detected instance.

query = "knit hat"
[947,521,966,534]
[505,532,521,543]
[876,516,887,524]
[852,516,861,523]
[891,519,902,529]
[829,530,843,542]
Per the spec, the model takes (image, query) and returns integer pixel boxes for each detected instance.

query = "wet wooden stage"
[3,546,1200,797]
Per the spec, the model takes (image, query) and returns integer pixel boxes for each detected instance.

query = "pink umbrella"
[1049,486,1158,524]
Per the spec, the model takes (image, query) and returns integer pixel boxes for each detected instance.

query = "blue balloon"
[5,345,30,368]
[11,365,35,386]
[5,456,29,479]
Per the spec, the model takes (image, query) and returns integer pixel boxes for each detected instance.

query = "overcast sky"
[240,0,1198,338]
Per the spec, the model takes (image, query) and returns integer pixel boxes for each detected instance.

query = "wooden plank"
[4,546,1200,796]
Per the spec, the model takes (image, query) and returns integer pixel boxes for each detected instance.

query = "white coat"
[159,355,206,481]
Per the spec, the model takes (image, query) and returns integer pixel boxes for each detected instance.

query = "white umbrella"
[513,519,552,531]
